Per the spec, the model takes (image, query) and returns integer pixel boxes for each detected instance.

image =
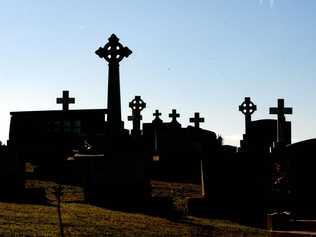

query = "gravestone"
[80,34,150,206]
[151,110,163,164]
[152,109,163,126]
[239,97,257,152]
[269,99,293,148]
[189,112,205,129]
[238,106,268,225]
[235,98,293,226]
[56,90,75,111]
[128,96,146,137]
[239,97,257,133]
[96,34,132,135]
[239,97,291,154]
[168,109,181,128]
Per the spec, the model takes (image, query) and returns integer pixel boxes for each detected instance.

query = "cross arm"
[269,108,278,114]
[284,108,293,114]
[95,47,106,59]
[121,47,132,58]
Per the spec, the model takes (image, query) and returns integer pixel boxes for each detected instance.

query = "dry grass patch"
[0,180,268,236]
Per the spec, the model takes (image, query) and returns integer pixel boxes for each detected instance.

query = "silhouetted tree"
[53,184,64,237]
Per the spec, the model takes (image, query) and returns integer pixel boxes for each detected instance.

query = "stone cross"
[169,109,180,123]
[190,112,205,129]
[152,109,163,124]
[96,34,132,135]
[56,90,75,111]
[96,34,132,65]
[153,110,161,119]
[239,97,257,134]
[269,99,292,146]
[128,96,146,136]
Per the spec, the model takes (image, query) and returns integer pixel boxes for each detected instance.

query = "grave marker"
[189,112,205,129]
[269,99,292,147]
[56,91,75,111]
[128,96,146,136]
[96,34,132,134]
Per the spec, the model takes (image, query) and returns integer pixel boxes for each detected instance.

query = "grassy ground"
[0,180,268,237]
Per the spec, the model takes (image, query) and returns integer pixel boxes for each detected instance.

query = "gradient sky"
[0,0,316,145]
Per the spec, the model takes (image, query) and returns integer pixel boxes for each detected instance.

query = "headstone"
[152,109,163,125]
[96,34,132,135]
[56,90,75,111]
[168,109,181,128]
[269,99,293,147]
[189,112,205,129]
[128,96,146,137]
[151,110,163,162]
[239,97,257,134]
[239,97,257,151]
[80,34,150,207]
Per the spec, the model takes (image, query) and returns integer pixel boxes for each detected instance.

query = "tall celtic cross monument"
[96,34,132,135]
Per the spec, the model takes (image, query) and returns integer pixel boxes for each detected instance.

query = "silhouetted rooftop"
[10,109,107,115]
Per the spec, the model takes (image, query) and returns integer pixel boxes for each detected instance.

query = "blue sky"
[0,0,316,145]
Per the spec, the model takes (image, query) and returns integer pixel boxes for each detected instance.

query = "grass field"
[0,180,268,237]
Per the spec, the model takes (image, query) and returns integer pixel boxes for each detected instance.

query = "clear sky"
[0,0,316,145]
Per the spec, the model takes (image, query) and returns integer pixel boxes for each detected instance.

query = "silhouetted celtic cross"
[129,96,146,113]
[239,97,257,116]
[95,34,132,64]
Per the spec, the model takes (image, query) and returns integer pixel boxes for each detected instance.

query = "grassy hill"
[0,180,268,237]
